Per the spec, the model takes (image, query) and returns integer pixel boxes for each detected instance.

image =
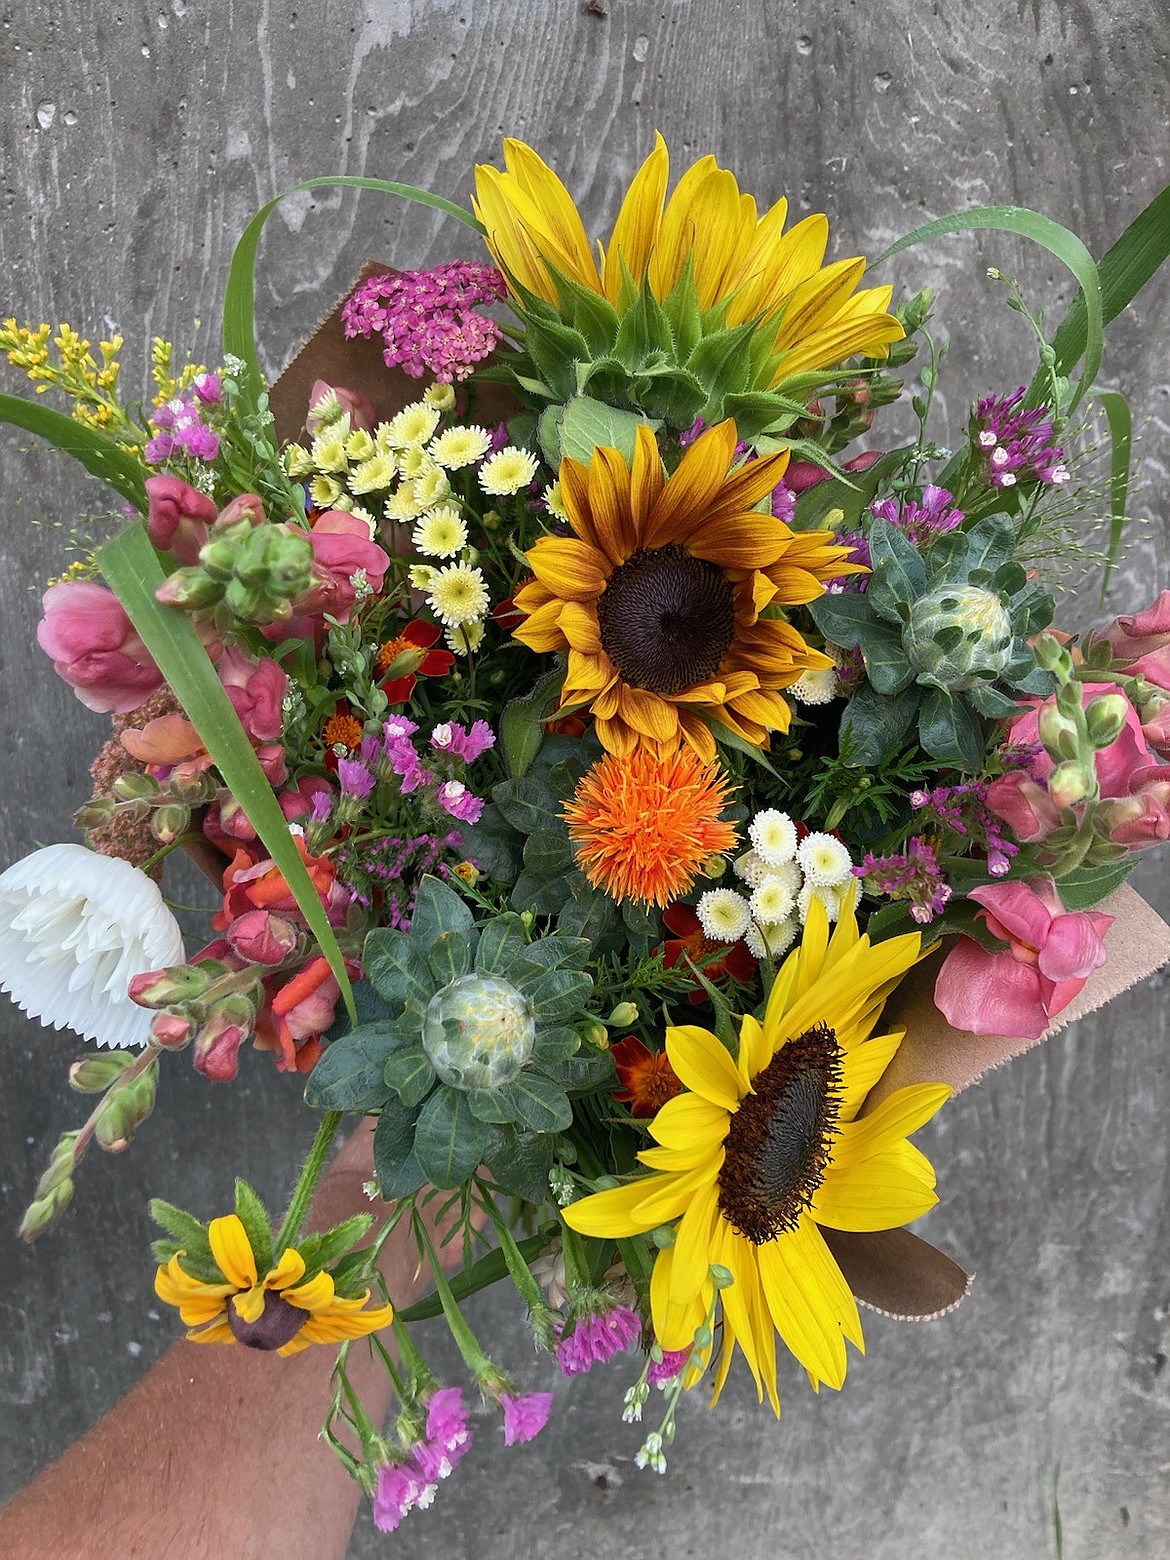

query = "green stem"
[411,1211,492,1377]
[139,831,209,876]
[475,1181,548,1316]
[275,1110,342,1251]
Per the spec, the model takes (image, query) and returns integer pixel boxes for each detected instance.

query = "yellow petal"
[282,1270,336,1314]
[528,535,609,599]
[648,1091,730,1150]
[666,1024,744,1111]
[264,1248,307,1291]
[649,1242,711,1352]
[834,1084,951,1165]
[737,1012,771,1087]
[757,1222,850,1389]
[231,1285,266,1325]
[837,1030,905,1122]
[813,1145,939,1231]
[668,1174,722,1305]
[563,1175,672,1238]
[632,1161,723,1226]
[186,1319,236,1346]
[602,132,669,300]
[208,1214,257,1290]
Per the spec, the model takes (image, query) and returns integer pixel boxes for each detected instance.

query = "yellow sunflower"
[473,134,903,383]
[563,888,949,1413]
[511,419,859,760]
[154,1213,393,1356]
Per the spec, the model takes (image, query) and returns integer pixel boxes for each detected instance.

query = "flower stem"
[411,1210,492,1378]
[275,1110,342,1251]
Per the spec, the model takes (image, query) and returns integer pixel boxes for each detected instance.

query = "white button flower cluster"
[695,808,855,960]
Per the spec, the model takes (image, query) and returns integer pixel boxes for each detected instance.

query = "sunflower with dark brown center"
[510,421,862,761]
[564,887,951,1415]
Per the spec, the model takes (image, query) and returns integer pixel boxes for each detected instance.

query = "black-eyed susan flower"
[512,421,857,760]
[154,1212,392,1355]
[563,888,950,1414]
[473,135,903,387]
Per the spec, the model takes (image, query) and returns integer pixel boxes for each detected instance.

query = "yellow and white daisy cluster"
[696,808,856,959]
[285,384,507,654]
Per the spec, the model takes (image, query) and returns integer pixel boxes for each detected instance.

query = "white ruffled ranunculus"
[0,844,185,1049]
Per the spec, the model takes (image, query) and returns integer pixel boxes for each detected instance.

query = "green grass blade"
[0,393,147,510]
[1042,184,1170,388]
[223,177,484,388]
[868,206,1103,413]
[97,523,356,1024]
[1092,387,1133,598]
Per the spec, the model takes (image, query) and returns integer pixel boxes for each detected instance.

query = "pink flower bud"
[226,909,300,966]
[295,511,391,624]
[217,644,288,744]
[145,475,218,565]
[985,770,1061,842]
[214,493,267,532]
[150,1013,195,1048]
[37,580,163,714]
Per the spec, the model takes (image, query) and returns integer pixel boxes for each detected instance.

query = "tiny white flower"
[790,666,840,705]
[749,874,796,924]
[309,430,350,473]
[542,478,568,520]
[344,428,377,462]
[426,563,490,627]
[745,916,799,959]
[385,482,425,523]
[479,445,538,496]
[412,466,451,508]
[385,402,441,448]
[424,381,457,412]
[429,424,490,469]
[748,809,797,866]
[696,888,751,944]
[412,503,468,559]
[0,845,185,1049]
[796,831,854,887]
[349,452,398,494]
[445,618,485,654]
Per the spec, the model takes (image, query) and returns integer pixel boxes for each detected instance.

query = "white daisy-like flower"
[429,425,491,470]
[749,874,796,924]
[790,666,840,705]
[283,442,313,476]
[307,386,344,430]
[409,563,437,590]
[0,845,185,1049]
[732,850,766,887]
[344,428,377,462]
[796,831,854,887]
[424,382,457,412]
[426,563,490,627]
[748,809,798,866]
[385,402,441,448]
[412,466,451,508]
[349,453,398,495]
[445,619,485,655]
[478,445,538,496]
[797,880,844,924]
[309,475,343,509]
[542,479,568,520]
[696,888,752,944]
[398,445,439,482]
[412,504,468,559]
[385,482,425,523]
[309,430,350,474]
[744,916,799,960]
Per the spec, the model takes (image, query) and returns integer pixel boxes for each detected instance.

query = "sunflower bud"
[422,974,536,1090]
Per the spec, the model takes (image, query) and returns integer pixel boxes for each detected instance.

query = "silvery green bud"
[608,1002,639,1027]
[1038,701,1080,758]
[74,798,116,828]
[903,585,1013,690]
[112,772,160,801]
[150,803,190,844]
[19,1179,74,1242]
[1048,760,1094,810]
[422,975,536,1090]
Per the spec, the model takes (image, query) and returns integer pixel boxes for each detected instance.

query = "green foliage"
[0,392,147,510]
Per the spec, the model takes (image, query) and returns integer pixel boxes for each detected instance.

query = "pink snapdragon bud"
[226,909,300,966]
[193,993,258,1081]
[37,580,163,714]
[129,962,221,1008]
[150,1012,196,1048]
[214,492,267,533]
[1097,590,1170,662]
[296,511,391,623]
[145,475,219,565]
[217,644,288,744]
[984,770,1062,842]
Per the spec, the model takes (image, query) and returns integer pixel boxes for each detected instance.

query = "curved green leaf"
[0,393,147,510]
[97,523,356,1023]
[869,206,1103,412]
[223,177,483,388]
[396,1224,558,1322]
[1091,388,1133,597]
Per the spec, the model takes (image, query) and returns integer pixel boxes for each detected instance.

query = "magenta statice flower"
[191,371,223,404]
[555,1305,641,1378]
[855,836,953,923]
[342,262,507,383]
[436,780,484,825]
[972,387,1069,488]
[337,757,375,800]
[825,530,871,594]
[770,481,796,524]
[372,1459,435,1534]
[647,1348,689,1385]
[431,719,495,762]
[308,789,333,824]
[871,485,964,547]
[413,1386,473,1483]
[499,1391,554,1446]
[146,388,221,465]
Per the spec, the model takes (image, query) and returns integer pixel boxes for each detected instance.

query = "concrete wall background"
[1,3,1168,1555]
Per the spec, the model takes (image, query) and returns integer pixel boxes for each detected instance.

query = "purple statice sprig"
[371,1386,473,1535]
[871,485,964,548]
[825,530,871,594]
[554,1304,641,1379]
[341,262,507,383]
[855,837,953,924]
[910,779,1019,878]
[145,373,223,464]
[972,387,1070,489]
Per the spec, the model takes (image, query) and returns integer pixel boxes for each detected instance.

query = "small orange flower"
[611,1035,682,1118]
[562,746,737,907]
[322,709,363,751]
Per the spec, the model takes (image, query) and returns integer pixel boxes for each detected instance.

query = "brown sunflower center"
[228,1291,307,1351]
[717,1022,842,1245]
[597,544,736,696]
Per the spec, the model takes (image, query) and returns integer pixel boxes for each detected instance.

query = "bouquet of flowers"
[3,137,1170,1530]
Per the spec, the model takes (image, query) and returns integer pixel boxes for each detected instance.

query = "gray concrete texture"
[1,1,1169,1555]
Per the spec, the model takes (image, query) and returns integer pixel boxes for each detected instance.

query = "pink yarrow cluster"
[341,262,507,382]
